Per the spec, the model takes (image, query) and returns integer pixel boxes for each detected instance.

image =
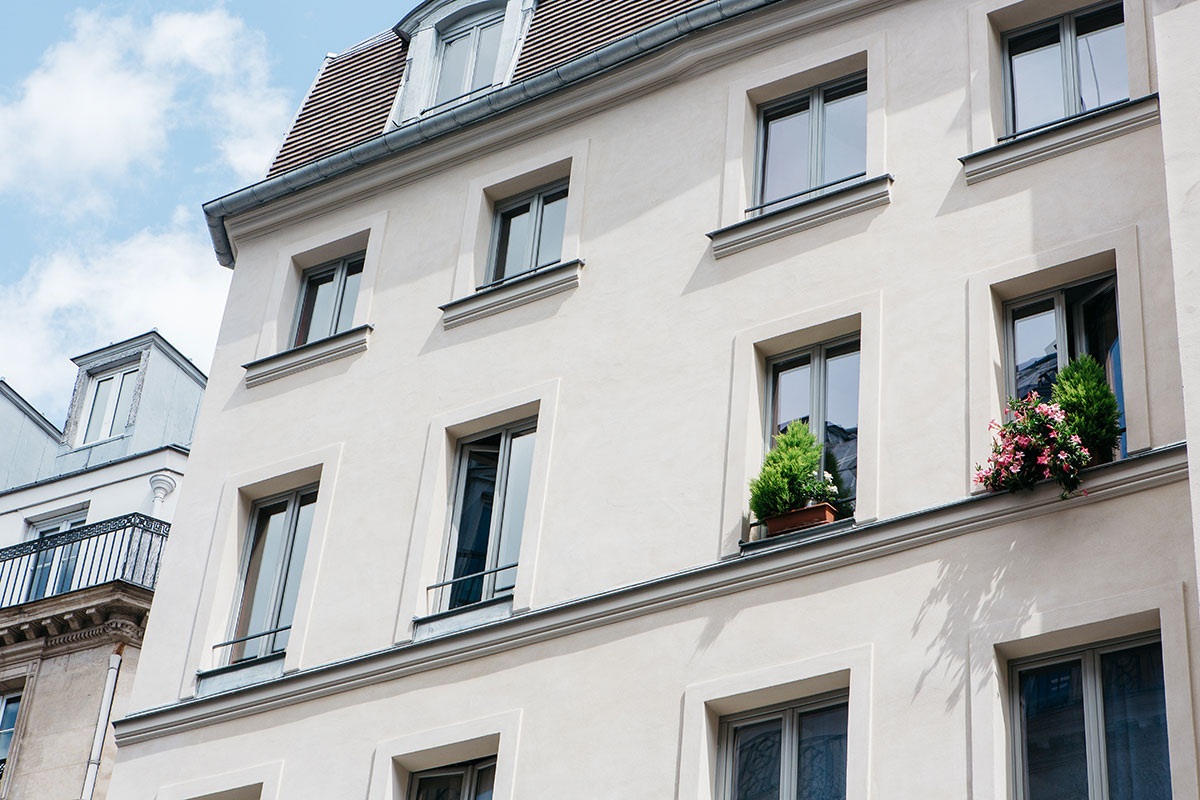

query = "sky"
[0,1,419,425]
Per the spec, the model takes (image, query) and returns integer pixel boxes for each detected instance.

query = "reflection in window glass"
[1076,6,1128,111]
[472,21,502,92]
[796,704,848,800]
[1020,660,1088,800]
[490,184,568,283]
[822,85,867,187]
[823,344,860,502]
[0,694,19,767]
[536,190,568,268]
[496,204,534,281]
[294,255,364,347]
[762,105,811,209]
[773,359,811,437]
[1009,26,1065,133]
[435,34,471,105]
[734,719,782,800]
[83,376,114,444]
[1102,643,1171,800]
[434,16,503,107]
[450,441,499,609]
[411,759,496,800]
[725,700,849,800]
[1012,299,1058,399]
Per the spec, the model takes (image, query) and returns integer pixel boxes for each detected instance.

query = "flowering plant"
[749,424,839,519]
[975,392,1090,499]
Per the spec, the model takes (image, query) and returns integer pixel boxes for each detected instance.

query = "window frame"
[290,252,365,349]
[430,11,506,110]
[26,510,88,601]
[716,690,850,800]
[0,690,21,778]
[1001,1,1128,138]
[764,334,861,507]
[225,484,320,664]
[484,180,570,288]
[79,362,140,446]
[408,756,497,800]
[434,418,537,613]
[752,72,868,217]
[1009,632,1166,800]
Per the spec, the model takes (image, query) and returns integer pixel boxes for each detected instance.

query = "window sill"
[739,516,857,552]
[960,95,1160,185]
[439,259,583,330]
[412,595,514,642]
[195,652,285,697]
[707,175,893,259]
[242,324,373,388]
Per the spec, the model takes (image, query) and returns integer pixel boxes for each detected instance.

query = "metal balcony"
[0,514,169,609]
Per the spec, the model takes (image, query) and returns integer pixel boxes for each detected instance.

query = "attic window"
[431,12,504,108]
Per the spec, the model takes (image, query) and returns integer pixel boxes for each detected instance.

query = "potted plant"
[1051,355,1122,465]
[749,424,840,536]
[974,391,1090,499]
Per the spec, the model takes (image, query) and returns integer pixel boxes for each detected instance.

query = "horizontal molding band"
[113,443,1188,746]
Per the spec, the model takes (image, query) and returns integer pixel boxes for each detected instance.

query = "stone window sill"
[960,95,1160,185]
[242,324,373,388]
[413,595,514,641]
[439,259,583,330]
[196,652,285,697]
[707,175,893,259]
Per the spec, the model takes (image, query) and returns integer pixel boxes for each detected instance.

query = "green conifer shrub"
[1051,355,1122,462]
[748,424,837,520]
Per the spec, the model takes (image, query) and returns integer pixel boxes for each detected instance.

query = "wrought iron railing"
[0,513,169,608]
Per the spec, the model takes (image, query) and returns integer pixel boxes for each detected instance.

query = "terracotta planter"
[762,503,838,536]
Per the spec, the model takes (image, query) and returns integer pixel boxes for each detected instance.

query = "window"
[0,692,19,778]
[292,253,364,348]
[410,757,496,800]
[1005,274,1124,454]
[1012,635,1170,800]
[27,511,87,601]
[432,12,504,108]
[754,74,867,216]
[767,337,860,511]
[436,420,536,611]
[81,365,138,444]
[718,694,848,800]
[487,182,568,286]
[226,486,318,663]
[1004,4,1128,136]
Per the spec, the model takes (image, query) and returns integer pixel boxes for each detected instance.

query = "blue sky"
[0,1,418,423]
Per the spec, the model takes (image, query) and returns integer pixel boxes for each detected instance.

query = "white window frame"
[408,756,497,799]
[1010,632,1166,800]
[485,180,570,287]
[224,484,319,664]
[26,509,88,602]
[79,363,139,446]
[716,691,850,800]
[1001,2,1128,137]
[752,72,868,217]
[290,252,365,349]
[429,11,506,110]
[434,418,537,613]
[0,690,21,777]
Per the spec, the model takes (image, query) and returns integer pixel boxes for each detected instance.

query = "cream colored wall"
[116,0,1197,794]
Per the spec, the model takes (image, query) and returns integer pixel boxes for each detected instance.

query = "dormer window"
[432,12,504,108]
[81,365,138,445]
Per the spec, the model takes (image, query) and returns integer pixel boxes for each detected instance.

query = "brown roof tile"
[266,31,406,179]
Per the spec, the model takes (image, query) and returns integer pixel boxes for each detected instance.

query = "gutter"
[202,0,791,268]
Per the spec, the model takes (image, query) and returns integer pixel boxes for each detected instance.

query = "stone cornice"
[0,583,150,659]
[113,443,1187,746]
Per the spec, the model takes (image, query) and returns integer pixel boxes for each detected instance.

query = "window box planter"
[763,503,838,536]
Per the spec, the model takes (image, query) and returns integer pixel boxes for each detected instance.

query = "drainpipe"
[80,645,122,800]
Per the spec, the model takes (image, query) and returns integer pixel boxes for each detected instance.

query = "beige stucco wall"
[109,0,1200,796]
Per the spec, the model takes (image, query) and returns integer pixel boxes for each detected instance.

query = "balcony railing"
[0,513,169,609]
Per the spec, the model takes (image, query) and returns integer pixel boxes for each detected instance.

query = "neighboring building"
[0,331,204,799]
[107,1,1200,799]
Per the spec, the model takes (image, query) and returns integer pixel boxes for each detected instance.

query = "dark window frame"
[485,180,570,287]
[291,253,365,349]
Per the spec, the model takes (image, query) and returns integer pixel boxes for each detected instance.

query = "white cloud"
[0,8,292,211]
[0,219,231,424]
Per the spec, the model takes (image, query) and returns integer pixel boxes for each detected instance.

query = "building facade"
[108,0,1200,798]
[0,332,204,799]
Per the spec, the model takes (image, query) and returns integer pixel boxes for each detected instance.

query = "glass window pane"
[54,541,80,595]
[0,731,12,761]
[415,773,465,800]
[495,203,533,280]
[294,271,337,347]
[109,370,137,438]
[0,697,19,732]
[773,360,811,437]
[27,549,52,600]
[824,345,860,504]
[83,376,114,444]
[474,765,496,800]
[494,430,535,592]
[271,492,318,653]
[797,704,848,800]
[1012,299,1059,399]
[733,719,782,800]
[761,106,810,209]
[1078,283,1125,455]
[334,259,364,334]
[1102,643,1171,800]
[435,33,471,105]
[1019,660,1089,800]
[471,21,503,92]
[821,85,866,187]
[1010,26,1066,132]
[536,190,568,268]
[451,443,499,609]
[1076,8,1127,111]
[232,500,290,661]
